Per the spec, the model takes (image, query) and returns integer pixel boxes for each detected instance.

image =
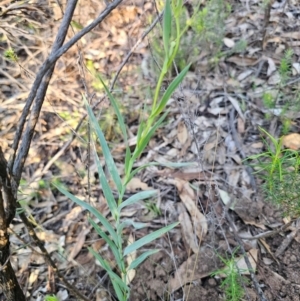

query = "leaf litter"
[2,0,300,300]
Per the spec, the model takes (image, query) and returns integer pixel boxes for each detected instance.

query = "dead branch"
[1,0,123,299]
[9,0,123,184]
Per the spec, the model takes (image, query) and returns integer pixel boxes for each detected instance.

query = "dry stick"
[229,108,256,192]
[224,210,268,301]
[238,220,293,241]
[9,0,123,180]
[6,0,123,300]
[16,1,91,300]
[9,0,78,178]
[0,148,26,301]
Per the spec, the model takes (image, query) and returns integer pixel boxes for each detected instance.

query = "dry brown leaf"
[227,169,240,187]
[177,121,189,144]
[167,178,207,240]
[235,248,258,274]
[203,137,218,163]
[63,206,83,231]
[127,177,151,192]
[237,117,245,134]
[226,56,260,67]
[228,96,245,121]
[178,203,199,254]
[68,227,90,261]
[28,269,39,286]
[267,57,277,76]
[282,133,300,150]
[168,247,219,292]
[259,238,280,265]
[217,144,226,165]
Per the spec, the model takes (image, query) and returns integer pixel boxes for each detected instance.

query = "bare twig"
[9,0,123,183]
[238,220,293,240]
[3,0,123,300]
[275,219,300,257]
[0,147,26,300]
[229,108,256,191]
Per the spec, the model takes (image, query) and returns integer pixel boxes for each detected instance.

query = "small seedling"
[246,127,300,217]
[4,48,18,62]
[211,248,249,301]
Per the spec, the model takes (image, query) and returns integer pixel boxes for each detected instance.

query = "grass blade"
[84,96,122,193]
[123,222,179,256]
[93,146,118,218]
[153,64,191,116]
[127,250,159,271]
[119,190,157,210]
[88,247,129,300]
[89,218,124,271]
[54,184,119,244]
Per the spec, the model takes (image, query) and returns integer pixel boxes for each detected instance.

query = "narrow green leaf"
[136,119,145,143]
[88,218,124,271]
[119,190,157,210]
[123,222,179,256]
[124,146,132,175]
[54,184,119,244]
[120,219,149,230]
[153,64,191,116]
[163,0,172,55]
[93,146,118,218]
[133,111,168,161]
[128,250,159,271]
[88,247,112,271]
[84,96,122,194]
[88,247,129,300]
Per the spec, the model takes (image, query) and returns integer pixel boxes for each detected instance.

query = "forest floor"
[1,0,300,300]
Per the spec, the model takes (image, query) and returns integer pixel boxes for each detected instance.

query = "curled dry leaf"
[282,133,300,150]
[178,203,199,254]
[166,178,207,240]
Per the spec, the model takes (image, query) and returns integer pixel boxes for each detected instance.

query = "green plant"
[4,48,18,62]
[246,127,300,217]
[44,295,59,301]
[261,49,298,133]
[145,201,162,216]
[149,0,231,74]
[53,1,190,300]
[211,248,249,301]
